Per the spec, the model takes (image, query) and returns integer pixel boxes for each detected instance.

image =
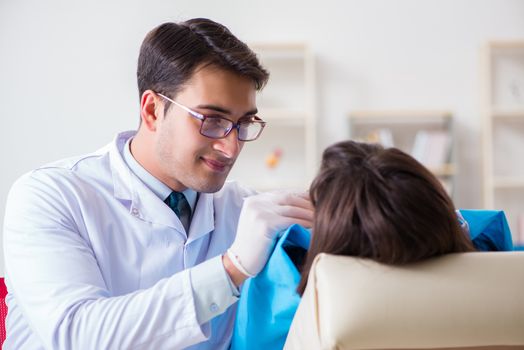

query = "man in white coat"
[2,18,313,349]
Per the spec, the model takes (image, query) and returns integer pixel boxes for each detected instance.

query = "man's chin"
[191,176,228,193]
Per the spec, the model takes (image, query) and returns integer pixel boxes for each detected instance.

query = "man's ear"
[140,90,162,131]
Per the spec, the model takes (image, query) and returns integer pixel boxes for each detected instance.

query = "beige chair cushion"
[285,252,524,350]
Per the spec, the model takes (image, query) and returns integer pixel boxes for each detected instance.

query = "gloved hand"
[227,191,314,277]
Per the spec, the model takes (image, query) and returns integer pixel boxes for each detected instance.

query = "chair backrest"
[285,252,524,350]
[0,277,7,347]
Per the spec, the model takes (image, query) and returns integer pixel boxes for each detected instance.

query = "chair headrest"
[285,252,524,349]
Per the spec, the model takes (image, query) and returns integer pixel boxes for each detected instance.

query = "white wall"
[1,0,523,273]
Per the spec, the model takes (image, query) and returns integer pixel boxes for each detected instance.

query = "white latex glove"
[227,191,313,277]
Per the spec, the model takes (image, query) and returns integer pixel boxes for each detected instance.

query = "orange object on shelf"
[265,148,283,169]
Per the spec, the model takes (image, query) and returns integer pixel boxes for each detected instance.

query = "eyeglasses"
[157,93,266,141]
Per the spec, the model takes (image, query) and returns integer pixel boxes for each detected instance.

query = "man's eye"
[238,116,256,123]
[206,117,230,128]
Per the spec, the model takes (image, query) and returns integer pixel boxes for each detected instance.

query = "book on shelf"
[411,130,451,170]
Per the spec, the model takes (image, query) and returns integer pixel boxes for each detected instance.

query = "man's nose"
[213,128,242,158]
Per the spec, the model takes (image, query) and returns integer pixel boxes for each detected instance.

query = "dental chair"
[285,252,524,349]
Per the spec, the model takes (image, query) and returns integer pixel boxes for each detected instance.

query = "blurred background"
[1,0,523,273]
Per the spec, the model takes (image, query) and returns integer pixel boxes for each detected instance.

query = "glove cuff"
[226,248,255,278]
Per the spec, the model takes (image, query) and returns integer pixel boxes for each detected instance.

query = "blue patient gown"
[459,210,513,251]
[231,211,513,349]
[230,224,310,350]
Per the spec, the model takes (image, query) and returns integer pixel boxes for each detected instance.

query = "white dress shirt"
[2,131,255,349]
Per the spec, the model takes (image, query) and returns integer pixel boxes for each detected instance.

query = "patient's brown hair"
[297,141,475,295]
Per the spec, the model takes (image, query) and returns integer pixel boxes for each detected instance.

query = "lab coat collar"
[109,131,135,202]
[108,131,215,240]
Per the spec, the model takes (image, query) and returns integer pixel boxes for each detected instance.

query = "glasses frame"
[157,93,266,142]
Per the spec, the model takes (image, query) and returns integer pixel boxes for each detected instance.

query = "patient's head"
[297,141,474,295]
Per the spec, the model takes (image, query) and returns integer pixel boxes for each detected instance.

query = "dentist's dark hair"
[137,18,268,109]
[297,141,475,295]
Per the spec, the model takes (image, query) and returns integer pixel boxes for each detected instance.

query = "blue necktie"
[164,191,191,218]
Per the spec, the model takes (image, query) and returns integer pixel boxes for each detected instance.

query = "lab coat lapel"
[132,185,187,235]
[186,192,215,245]
[108,132,187,236]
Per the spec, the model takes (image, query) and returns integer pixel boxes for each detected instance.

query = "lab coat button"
[131,208,139,216]
[209,303,219,313]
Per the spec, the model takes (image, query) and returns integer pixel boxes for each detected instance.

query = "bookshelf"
[482,40,524,247]
[228,43,317,191]
[348,110,456,197]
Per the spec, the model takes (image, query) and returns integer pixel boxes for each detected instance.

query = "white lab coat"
[3,131,255,349]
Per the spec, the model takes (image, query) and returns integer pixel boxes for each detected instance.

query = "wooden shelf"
[491,108,524,119]
[348,109,456,197]
[350,110,452,118]
[429,163,455,177]
[482,40,524,242]
[349,110,452,124]
[493,177,524,189]
[228,43,317,191]
[489,40,524,50]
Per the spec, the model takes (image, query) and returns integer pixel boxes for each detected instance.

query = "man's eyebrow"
[195,104,258,117]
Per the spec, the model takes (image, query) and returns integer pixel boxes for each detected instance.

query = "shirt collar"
[122,137,197,212]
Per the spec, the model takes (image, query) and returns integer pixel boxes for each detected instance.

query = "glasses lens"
[201,117,233,138]
[238,122,264,141]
